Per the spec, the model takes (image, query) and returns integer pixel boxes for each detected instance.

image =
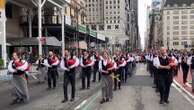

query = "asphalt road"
[0,68,101,110]
[80,63,194,110]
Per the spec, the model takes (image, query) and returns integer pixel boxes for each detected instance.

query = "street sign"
[0,0,5,9]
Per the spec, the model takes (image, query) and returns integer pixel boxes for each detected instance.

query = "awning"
[7,37,61,46]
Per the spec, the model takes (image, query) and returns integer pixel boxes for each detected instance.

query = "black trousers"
[82,68,91,89]
[153,69,159,90]
[182,67,189,84]
[63,71,76,100]
[158,74,172,101]
[47,68,57,88]
[93,64,99,82]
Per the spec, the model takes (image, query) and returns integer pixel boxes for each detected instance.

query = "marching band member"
[99,51,116,104]
[8,52,29,104]
[36,55,47,83]
[44,51,59,90]
[92,51,100,82]
[60,50,79,103]
[80,51,94,89]
[117,54,127,83]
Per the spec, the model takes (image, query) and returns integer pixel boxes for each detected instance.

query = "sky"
[138,0,152,49]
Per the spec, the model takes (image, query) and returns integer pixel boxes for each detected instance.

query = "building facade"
[162,0,194,50]
[85,0,138,51]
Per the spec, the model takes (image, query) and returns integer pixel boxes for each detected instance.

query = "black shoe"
[61,99,68,103]
[105,98,109,102]
[159,100,164,104]
[92,80,96,82]
[100,98,106,104]
[47,87,51,90]
[70,98,74,102]
[10,98,20,105]
[164,100,169,104]
[87,87,90,89]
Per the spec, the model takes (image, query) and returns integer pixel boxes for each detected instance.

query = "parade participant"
[153,51,159,92]
[60,50,79,103]
[113,53,120,90]
[99,51,116,104]
[44,51,59,89]
[8,52,29,104]
[187,51,194,93]
[126,53,134,77]
[80,50,94,89]
[117,54,127,83]
[36,55,47,83]
[92,51,100,82]
[180,53,189,86]
[154,47,173,104]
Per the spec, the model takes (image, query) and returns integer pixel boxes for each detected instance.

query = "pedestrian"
[8,52,30,104]
[36,55,47,83]
[80,50,94,89]
[153,51,159,92]
[60,50,79,103]
[180,53,189,86]
[154,47,175,104]
[44,51,59,90]
[99,51,116,104]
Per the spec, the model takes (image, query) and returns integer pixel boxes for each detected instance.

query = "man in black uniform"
[81,51,94,89]
[60,50,79,103]
[154,48,172,104]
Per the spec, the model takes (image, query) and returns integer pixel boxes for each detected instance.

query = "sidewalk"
[174,67,194,98]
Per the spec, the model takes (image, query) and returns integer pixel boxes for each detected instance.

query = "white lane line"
[172,83,194,106]
[186,82,192,88]
[173,80,194,100]
[74,100,87,110]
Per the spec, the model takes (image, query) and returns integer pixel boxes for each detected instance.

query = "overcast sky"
[138,0,152,49]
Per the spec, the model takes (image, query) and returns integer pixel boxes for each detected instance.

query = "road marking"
[186,82,192,88]
[74,100,87,110]
[173,80,194,100]
[74,91,100,110]
[172,83,194,106]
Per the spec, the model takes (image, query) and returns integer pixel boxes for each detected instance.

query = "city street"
[77,64,194,110]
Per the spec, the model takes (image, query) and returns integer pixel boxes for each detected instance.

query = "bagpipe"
[48,56,59,67]
[83,57,93,66]
[12,59,28,76]
[67,58,76,67]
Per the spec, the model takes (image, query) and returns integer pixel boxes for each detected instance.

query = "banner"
[0,0,5,9]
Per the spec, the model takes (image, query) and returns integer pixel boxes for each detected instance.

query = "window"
[191,21,194,24]
[182,21,188,25]
[99,25,104,30]
[173,26,179,30]
[173,31,179,35]
[181,26,187,30]
[173,10,179,14]
[91,25,96,30]
[173,16,179,19]
[167,16,170,20]
[190,31,194,35]
[190,26,194,29]
[181,10,187,14]
[167,26,170,30]
[181,31,187,34]
[110,20,112,23]
[182,15,187,19]
[173,21,179,24]
[173,42,179,46]
[167,11,170,15]
[167,32,170,35]
[107,25,111,29]
[115,25,119,29]
[181,41,187,45]
[190,10,194,14]
[190,15,194,19]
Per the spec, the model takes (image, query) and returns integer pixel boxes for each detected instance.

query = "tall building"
[162,0,194,50]
[85,0,137,51]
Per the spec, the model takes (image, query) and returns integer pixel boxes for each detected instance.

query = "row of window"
[105,5,120,9]
[105,0,120,4]
[167,26,194,30]
[169,15,194,19]
[173,41,188,46]
[167,31,194,35]
[166,10,194,15]
[171,21,194,25]
[90,25,120,30]
[105,16,120,19]
[106,11,120,15]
